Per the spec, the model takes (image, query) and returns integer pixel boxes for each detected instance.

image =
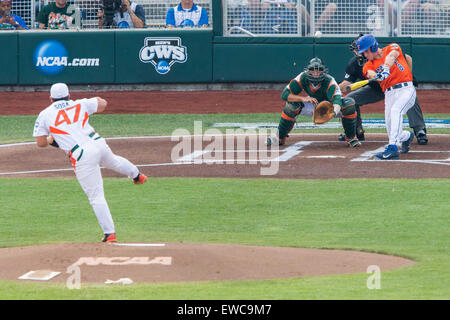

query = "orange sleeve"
[362,62,374,78]
[385,43,402,56]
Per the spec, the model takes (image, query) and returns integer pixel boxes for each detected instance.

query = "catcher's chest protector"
[300,74,333,102]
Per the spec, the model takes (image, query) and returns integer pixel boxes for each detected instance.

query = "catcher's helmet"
[304,57,328,85]
[356,34,379,54]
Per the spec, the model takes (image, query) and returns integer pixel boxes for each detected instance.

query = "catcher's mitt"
[313,101,334,124]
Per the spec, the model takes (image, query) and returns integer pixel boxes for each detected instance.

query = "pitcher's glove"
[313,101,334,124]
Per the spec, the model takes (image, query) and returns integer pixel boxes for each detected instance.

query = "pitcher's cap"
[50,83,69,99]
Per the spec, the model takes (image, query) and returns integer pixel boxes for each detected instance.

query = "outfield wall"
[0,31,449,86]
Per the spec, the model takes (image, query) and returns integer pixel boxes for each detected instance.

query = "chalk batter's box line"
[1,141,450,176]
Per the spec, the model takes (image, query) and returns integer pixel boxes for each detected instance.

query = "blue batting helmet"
[356,35,379,54]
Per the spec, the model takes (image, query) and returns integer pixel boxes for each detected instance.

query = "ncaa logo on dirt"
[34,40,100,75]
[139,37,187,74]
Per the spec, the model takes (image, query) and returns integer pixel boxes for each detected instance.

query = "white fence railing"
[11,0,213,29]
[8,0,450,37]
[224,0,450,37]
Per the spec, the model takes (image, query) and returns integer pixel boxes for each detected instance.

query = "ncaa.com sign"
[34,40,100,75]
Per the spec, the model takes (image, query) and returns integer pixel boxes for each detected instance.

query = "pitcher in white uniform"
[33,83,147,243]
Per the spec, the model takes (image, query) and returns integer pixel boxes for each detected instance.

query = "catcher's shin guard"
[355,105,365,139]
[277,102,303,140]
[341,97,357,140]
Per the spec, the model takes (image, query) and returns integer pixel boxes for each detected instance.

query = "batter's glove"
[313,101,334,124]
[376,65,390,81]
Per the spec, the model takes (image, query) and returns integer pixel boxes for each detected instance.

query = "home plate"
[19,270,61,281]
[306,156,346,159]
[111,243,166,247]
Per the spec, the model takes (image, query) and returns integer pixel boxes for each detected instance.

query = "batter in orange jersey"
[357,35,416,160]
[363,43,413,92]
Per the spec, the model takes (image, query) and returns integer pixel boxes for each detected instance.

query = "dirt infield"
[0,89,449,115]
[1,134,449,179]
[0,242,415,283]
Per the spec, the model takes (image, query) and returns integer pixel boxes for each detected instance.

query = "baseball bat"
[345,79,376,92]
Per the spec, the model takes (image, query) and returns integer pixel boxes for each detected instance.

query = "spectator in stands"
[235,0,296,34]
[394,0,442,35]
[0,0,28,30]
[235,0,267,34]
[442,0,450,35]
[166,0,209,28]
[35,0,47,17]
[261,0,295,10]
[37,0,78,29]
[98,0,145,29]
[314,0,382,34]
[227,0,248,28]
[262,0,332,36]
[261,0,297,34]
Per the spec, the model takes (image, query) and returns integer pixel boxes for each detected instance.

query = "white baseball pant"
[384,82,416,146]
[70,137,140,234]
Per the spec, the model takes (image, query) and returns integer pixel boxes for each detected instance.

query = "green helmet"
[304,57,328,85]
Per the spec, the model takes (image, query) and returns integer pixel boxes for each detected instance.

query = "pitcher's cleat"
[102,233,117,243]
[133,173,147,184]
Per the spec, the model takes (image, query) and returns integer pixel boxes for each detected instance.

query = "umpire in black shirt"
[338,34,428,145]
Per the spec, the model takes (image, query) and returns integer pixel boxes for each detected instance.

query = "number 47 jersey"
[33,98,99,154]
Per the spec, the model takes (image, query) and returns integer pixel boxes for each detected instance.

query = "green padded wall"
[0,31,448,86]
[18,31,115,85]
[412,38,450,83]
[115,29,213,83]
[0,33,18,84]
[213,37,314,82]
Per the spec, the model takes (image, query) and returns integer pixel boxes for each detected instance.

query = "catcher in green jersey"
[267,57,361,148]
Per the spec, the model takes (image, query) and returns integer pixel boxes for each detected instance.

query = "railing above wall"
[222,0,450,38]
[8,0,449,37]
[11,0,214,30]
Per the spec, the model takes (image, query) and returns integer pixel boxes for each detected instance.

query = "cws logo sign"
[139,37,187,74]
[33,40,100,75]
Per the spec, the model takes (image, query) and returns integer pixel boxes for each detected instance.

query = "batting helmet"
[356,35,379,54]
[304,57,328,85]
[350,33,364,52]
[350,34,367,66]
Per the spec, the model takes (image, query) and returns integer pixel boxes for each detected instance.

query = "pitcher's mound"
[0,242,414,283]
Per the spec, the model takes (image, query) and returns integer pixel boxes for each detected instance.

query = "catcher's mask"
[304,57,328,85]
[350,33,367,67]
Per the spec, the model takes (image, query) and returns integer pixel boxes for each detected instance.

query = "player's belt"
[386,82,411,92]
[68,133,101,161]
[69,145,83,161]
[89,132,102,140]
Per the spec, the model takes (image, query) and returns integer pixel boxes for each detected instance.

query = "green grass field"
[0,113,449,300]
[1,113,449,144]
